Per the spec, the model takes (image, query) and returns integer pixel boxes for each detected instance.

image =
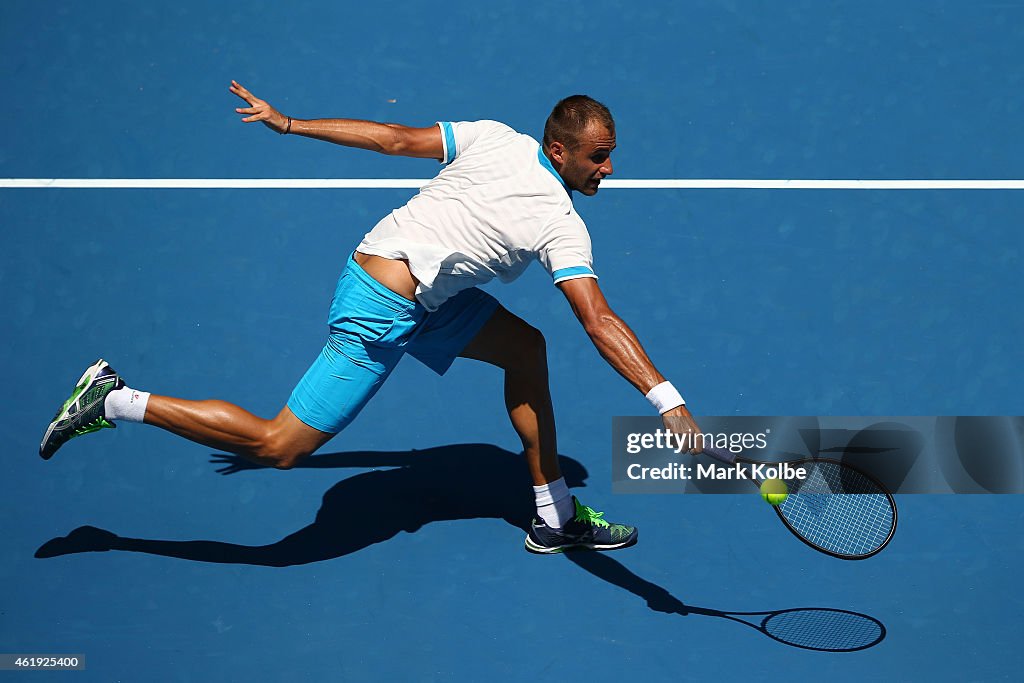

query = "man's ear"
[548,141,567,167]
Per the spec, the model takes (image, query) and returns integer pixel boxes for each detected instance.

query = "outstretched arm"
[229,80,444,159]
[558,277,703,448]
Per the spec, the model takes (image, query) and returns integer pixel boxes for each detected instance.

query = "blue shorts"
[287,254,500,434]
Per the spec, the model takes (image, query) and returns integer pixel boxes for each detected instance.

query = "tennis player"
[39,81,703,554]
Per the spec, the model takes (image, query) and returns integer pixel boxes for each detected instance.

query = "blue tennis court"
[3,1,1023,680]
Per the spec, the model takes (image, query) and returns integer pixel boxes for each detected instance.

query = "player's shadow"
[35,443,584,566]
[37,443,887,649]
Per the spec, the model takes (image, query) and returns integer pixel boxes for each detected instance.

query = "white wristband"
[646,381,685,414]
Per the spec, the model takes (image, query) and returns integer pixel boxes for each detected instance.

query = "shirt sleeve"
[436,120,504,164]
[536,212,598,285]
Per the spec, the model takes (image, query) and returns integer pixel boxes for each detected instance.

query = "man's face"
[552,122,616,196]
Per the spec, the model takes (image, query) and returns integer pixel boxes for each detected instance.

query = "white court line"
[2,178,1024,189]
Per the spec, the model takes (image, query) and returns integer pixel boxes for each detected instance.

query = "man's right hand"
[661,404,704,455]
[230,80,289,133]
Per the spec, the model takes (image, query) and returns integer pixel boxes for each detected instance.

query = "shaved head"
[543,95,615,150]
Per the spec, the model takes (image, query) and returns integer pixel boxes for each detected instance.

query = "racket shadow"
[563,552,886,652]
[35,443,587,567]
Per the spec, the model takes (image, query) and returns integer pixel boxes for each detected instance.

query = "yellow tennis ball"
[760,478,789,505]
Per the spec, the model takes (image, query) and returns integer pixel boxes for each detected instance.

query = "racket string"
[778,462,895,557]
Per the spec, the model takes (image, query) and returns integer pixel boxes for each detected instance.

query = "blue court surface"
[2,1,1023,680]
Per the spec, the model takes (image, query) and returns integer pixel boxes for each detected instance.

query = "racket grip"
[702,446,738,465]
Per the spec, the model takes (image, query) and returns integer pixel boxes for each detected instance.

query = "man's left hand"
[230,80,289,133]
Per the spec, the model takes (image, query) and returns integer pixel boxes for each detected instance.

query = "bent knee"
[509,324,548,372]
[257,437,314,470]
[522,323,547,356]
[254,407,332,469]
[272,452,310,470]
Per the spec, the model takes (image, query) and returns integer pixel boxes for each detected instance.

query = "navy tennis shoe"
[525,497,638,554]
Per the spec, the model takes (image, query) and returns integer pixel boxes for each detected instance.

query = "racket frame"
[702,447,898,560]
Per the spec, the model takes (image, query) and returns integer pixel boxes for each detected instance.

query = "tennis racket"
[702,446,897,559]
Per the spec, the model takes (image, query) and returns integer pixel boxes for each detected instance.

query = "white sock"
[104,387,150,423]
[533,477,575,528]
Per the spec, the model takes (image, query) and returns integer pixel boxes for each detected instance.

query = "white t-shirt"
[356,120,598,311]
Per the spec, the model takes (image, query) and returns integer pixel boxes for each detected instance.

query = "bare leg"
[144,398,333,469]
[459,306,561,486]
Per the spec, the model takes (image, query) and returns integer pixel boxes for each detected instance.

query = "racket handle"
[702,445,738,465]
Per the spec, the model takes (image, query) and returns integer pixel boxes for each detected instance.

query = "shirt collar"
[537,146,572,198]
